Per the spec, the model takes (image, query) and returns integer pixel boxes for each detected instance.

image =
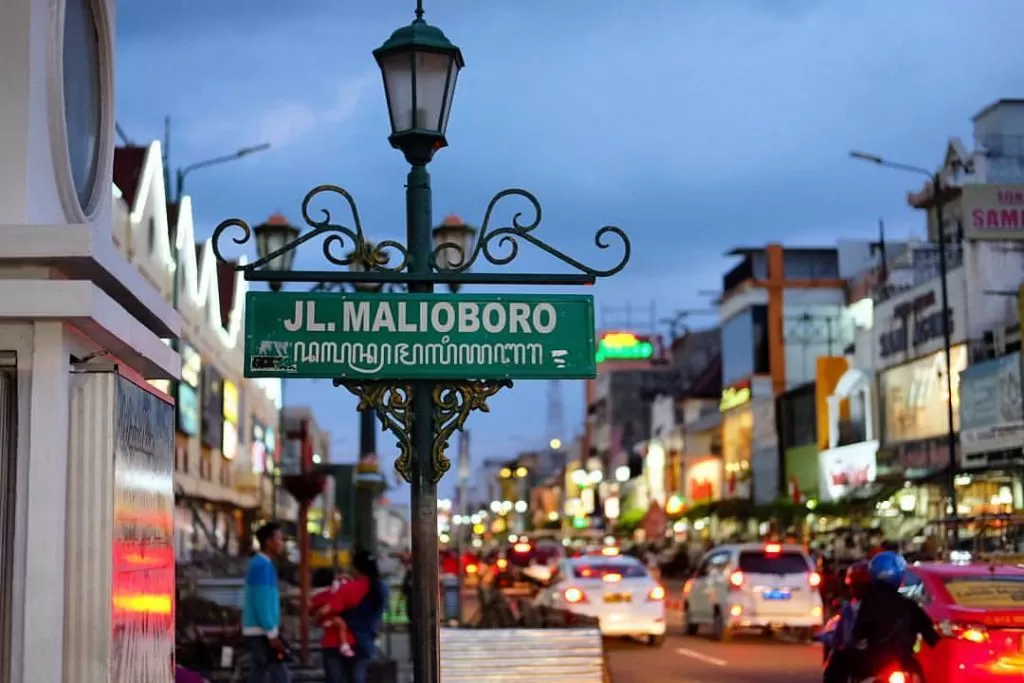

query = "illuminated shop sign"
[221,381,239,460]
[720,382,752,412]
[596,332,654,363]
[180,344,202,388]
[177,384,199,436]
[223,381,239,424]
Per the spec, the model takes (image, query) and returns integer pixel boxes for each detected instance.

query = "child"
[310,568,355,674]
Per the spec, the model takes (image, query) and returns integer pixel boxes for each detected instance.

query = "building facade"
[0,1,182,680]
[717,245,852,503]
[111,141,289,559]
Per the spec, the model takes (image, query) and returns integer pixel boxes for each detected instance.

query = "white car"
[682,542,823,641]
[535,555,667,647]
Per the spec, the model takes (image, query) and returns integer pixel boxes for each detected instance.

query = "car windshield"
[943,576,1024,608]
[572,562,647,579]
[737,551,809,575]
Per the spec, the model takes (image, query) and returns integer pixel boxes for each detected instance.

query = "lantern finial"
[415,0,424,21]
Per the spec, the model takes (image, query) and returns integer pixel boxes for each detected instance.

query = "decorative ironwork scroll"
[340,379,511,484]
[431,380,512,483]
[338,381,415,482]
[212,184,409,274]
[431,188,630,277]
[212,185,630,285]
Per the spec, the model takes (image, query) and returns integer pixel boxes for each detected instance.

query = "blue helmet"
[868,551,907,588]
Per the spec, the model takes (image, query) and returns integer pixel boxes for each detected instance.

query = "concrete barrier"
[440,627,605,683]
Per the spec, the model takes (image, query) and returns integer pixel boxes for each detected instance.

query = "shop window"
[199,450,213,480]
[175,444,189,473]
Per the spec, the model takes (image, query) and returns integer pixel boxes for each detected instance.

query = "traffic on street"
[11,1,1020,682]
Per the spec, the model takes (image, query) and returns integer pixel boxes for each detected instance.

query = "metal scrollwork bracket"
[337,381,414,481]
[338,379,512,484]
[432,380,512,483]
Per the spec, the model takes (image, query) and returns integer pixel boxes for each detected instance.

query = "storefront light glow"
[514,500,528,513]
[595,331,654,363]
[614,465,630,482]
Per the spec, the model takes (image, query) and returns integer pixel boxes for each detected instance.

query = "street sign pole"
[211,9,631,682]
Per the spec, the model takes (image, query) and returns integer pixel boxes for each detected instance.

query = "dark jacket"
[851,582,940,675]
[341,579,389,659]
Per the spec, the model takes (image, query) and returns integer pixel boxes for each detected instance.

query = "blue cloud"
[117,0,1024,499]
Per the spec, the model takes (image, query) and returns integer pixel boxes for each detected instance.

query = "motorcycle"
[856,670,918,683]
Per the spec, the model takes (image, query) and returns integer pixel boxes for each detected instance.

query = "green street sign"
[244,291,597,380]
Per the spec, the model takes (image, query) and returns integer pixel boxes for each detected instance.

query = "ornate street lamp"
[253,214,300,292]
[212,3,631,680]
[373,1,464,164]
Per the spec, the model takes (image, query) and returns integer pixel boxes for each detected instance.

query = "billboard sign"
[961,184,1024,240]
[959,352,1024,464]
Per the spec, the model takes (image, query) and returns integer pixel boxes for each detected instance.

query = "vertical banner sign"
[111,376,175,683]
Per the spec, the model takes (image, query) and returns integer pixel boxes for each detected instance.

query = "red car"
[903,562,1024,682]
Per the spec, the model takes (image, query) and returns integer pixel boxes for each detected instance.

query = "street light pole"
[849,150,961,546]
[211,5,632,683]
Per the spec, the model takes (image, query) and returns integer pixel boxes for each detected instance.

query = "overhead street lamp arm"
[849,150,934,181]
[175,142,272,202]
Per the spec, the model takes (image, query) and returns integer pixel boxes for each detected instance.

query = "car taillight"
[765,543,782,555]
[466,564,478,574]
[728,570,744,589]
[888,672,907,683]
[562,587,588,604]
[937,620,989,644]
[648,585,666,601]
[496,558,508,570]
[808,571,822,588]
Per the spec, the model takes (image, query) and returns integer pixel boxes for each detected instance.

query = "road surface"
[606,595,822,683]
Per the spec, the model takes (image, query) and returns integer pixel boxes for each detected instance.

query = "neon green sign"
[596,332,654,363]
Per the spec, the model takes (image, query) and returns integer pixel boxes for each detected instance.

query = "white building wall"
[0,0,181,680]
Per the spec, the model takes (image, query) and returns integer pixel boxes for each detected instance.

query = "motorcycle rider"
[820,561,870,682]
[850,551,940,679]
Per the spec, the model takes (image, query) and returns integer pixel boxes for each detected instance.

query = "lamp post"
[170,143,271,311]
[212,3,631,682]
[849,150,962,546]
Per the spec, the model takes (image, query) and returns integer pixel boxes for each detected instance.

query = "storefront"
[720,379,753,499]
[877,344,968,521]
[720,376,776,501]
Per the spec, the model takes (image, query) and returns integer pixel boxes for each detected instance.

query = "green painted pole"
[405,161,441,683]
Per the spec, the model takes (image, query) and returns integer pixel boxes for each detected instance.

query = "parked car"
[682,542,823,641]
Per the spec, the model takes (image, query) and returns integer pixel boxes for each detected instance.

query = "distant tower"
[547,380,565,451]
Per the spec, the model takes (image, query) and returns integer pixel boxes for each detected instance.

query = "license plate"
[604,593,631,604]
[763,590,792,601]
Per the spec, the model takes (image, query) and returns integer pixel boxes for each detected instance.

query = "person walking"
[242,522,289,683]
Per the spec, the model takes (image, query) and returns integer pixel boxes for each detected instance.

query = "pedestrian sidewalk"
[259,629,411,683]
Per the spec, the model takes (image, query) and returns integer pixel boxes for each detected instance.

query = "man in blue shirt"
[242,522,289,683]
